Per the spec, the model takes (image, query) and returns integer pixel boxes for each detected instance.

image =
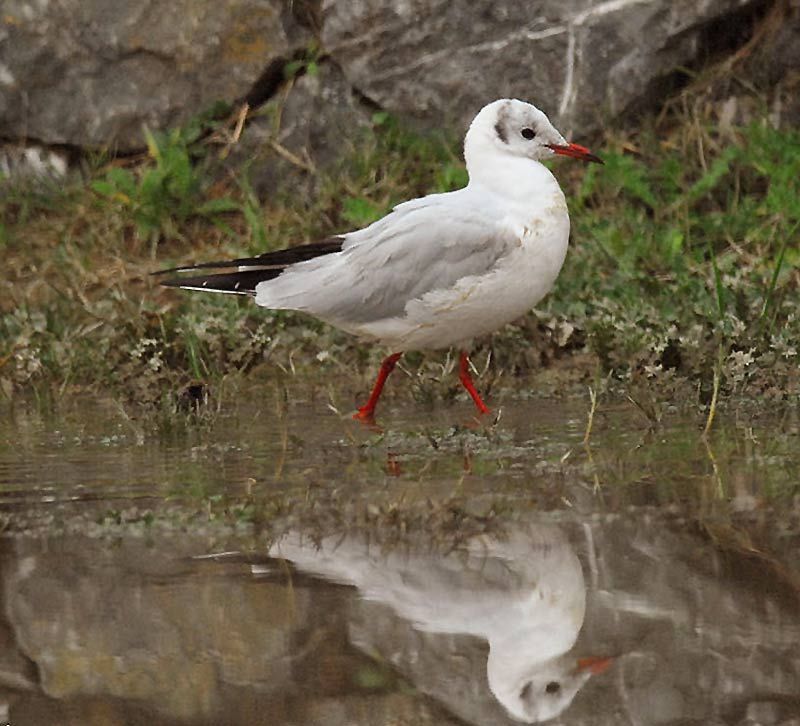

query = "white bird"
[158,99,602,420]
[268,524,612,723]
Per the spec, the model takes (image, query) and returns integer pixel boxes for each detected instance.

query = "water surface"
[0,388,798,725]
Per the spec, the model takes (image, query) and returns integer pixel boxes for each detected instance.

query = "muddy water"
[0,388,799,726]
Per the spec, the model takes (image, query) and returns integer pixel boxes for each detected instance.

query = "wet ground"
[1,385,799,726]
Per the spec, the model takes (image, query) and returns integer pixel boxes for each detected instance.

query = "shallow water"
[0,388,799,725]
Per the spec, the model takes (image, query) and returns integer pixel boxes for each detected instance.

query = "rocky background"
[1,0,798,189]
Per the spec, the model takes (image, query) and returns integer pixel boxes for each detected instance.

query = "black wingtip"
[152,266,191,277]
[153,236,346,295]
[152,236,345,277]
[156,269,283,295]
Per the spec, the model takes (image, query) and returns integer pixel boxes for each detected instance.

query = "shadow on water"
[0,387,799,725]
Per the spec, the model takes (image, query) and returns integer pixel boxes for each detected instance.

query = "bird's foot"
[352,408,383,432]
[461,408,496,431]
[353,406,375,422]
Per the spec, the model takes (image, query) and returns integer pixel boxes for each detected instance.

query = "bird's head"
[490,654,613,723]
[465,98,603,167]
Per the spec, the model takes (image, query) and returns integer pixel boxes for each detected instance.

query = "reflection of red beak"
[576,656,613,675]
[546,142,604,164]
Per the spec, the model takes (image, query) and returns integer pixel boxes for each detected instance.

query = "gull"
[157,99,602,421]
[268,523,612,723]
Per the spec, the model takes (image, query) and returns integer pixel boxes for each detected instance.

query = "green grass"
[1,80,798,410]
[554,119,800,399]
[91,125,239,241]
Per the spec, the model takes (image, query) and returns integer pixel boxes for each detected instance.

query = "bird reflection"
[269,523,610,723]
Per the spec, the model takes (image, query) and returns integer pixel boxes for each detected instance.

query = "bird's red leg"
[354,352,403,421]
[459,352,490,415]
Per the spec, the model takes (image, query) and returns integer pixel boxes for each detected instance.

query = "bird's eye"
[545,681,561,694]
[521,128,536,140]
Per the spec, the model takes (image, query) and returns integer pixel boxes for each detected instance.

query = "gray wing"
[255,190,519,324]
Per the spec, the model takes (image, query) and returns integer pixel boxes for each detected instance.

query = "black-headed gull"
[158,99,602,420]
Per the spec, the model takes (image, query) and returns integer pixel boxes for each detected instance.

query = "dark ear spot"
[494,122,508,144]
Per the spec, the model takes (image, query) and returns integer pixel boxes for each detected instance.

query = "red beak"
[546,142,604,164]
[576,656,613,675]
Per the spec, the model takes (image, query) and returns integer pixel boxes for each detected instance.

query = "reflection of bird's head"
[480,524,591,721]
[492,656,613,723]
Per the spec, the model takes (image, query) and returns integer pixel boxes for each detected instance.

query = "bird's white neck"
[465,149,564,214]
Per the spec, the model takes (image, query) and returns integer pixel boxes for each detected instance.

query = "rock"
[0,0,314,151]
[0,143,69,181]
[322,0,572,130]
[321,0,770,136]
[742,1,800,128]
[0,0,792,174]
[222,61,371,197]
[744,700,782,724]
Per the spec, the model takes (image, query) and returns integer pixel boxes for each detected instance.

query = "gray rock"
[0,143,69,181]
[223,61,371,197]
[321,0,768,136]
[0,0,313,151]
[0,0,791,174]
[744,700,782,725]
[321,0,573,130]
